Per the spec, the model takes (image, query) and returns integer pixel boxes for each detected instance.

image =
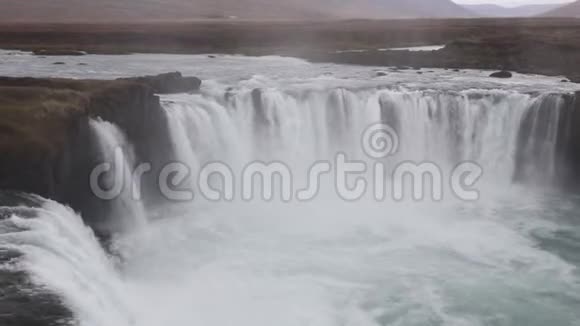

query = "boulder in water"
[490,71,513,78]
[52,62,65,65]
[376,72,387,77]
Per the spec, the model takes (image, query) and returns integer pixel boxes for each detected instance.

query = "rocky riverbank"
[0,72,200,232]
[314,34,580,80]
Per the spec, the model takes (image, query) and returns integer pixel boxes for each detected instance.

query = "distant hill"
[544,0,580,17]
[464,3,562,17]
[0,0,474,22]
[0,0,329,21]
[337,0,474,19]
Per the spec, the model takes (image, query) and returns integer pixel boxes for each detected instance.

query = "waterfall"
[0,194,134,326]
[89,119,147,229]
[515,94,567,184]
[1,86,580,326]
[161,87,567,190]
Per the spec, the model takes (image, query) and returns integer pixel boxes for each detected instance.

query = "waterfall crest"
[161,87,568,188]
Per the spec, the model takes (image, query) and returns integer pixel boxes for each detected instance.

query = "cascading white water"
[2,84,580,326]
[89,118,147,229]
[515,94,566,183]
[0,195,134,326]
[162,87,560,190]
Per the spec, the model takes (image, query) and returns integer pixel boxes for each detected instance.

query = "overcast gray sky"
[453,0,573,7]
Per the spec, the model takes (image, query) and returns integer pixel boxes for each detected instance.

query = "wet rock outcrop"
[33,49,87,56]
[119,72,201,94]
[316,35,580,81]
[489,70,512,78]
[0,72,201,233]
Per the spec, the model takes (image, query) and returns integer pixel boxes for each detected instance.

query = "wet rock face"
[119,72,201,94]
[0,265,74,326]
[489,70,513,78]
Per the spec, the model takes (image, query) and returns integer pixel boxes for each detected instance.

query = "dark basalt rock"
[52,62,65,65]
[119,71,201,94]
[376,72,387,77]
[33,49,86,56]
[490,71,513,78]
[225,87,235,101]
[0,266,74,326]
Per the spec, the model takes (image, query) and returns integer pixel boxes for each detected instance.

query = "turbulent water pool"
[1,50,580,326]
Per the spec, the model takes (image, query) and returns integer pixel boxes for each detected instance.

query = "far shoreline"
[0,18,579,81]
